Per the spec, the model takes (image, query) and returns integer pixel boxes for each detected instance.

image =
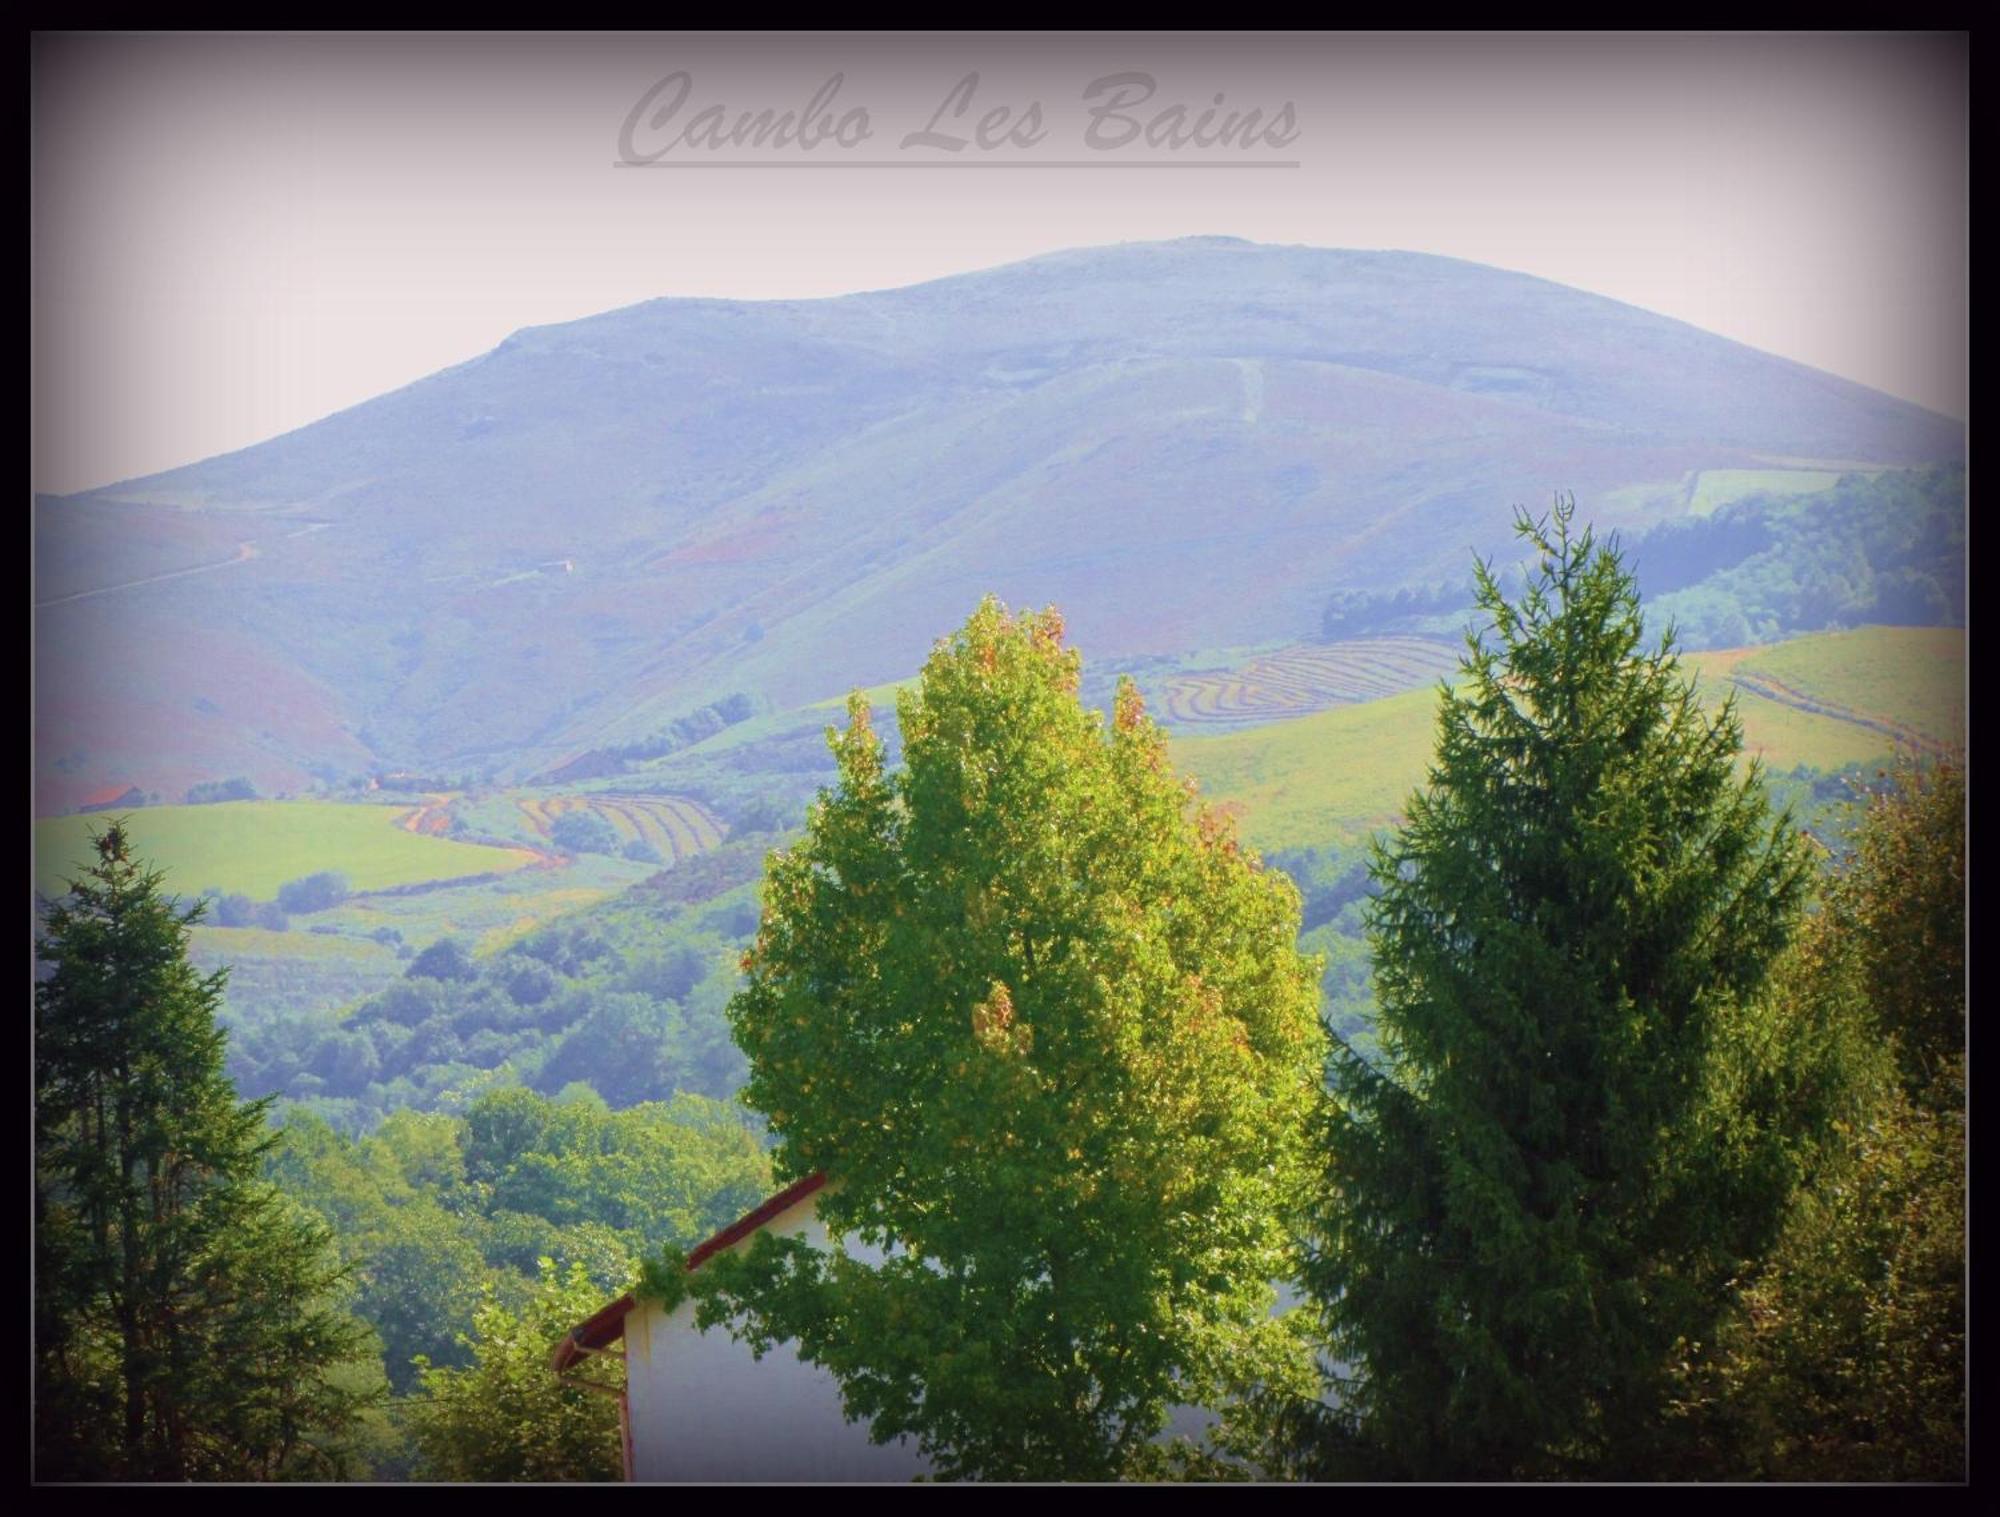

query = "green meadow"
[1729,625,1964,747]
[34,800,536,902]
[1181,625,1965,853]
[1686,468,1857,516]
[1178,684,1447,850]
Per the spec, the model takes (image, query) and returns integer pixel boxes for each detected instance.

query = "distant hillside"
[33,799,539,903]
[35,238,1962,810]
[1178,625,1966,852]
[191,622,1961,1131]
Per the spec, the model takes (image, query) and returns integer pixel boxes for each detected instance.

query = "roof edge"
[551,1171,829,1375]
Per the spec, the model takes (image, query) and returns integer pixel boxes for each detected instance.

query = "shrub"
[549,811,622,857]
[278,872,351,915]
[407,938,477,983]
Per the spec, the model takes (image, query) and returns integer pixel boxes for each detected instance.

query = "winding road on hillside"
[35,540,260,609]
[34,520,330,610]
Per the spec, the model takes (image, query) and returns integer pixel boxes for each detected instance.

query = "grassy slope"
[34,800,537,901]
[1180,626,1965,852]
[1177,685,1444,849]
[62,626,1958,1050]
[1687,468,1852,516]
[1732,626,1965,747]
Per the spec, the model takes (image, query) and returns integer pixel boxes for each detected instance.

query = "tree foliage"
[264,1086,772,1399]
[1660,754,1965,1479]
[1821,756,1965,1104]
[407,1259,624,1482]
[35,823,383,1480]
[278,870,351,915]
[551,810,624,858]
[690,597,1326,1480]
[1302,502,1819,1478]
[1641,465,1964,649]
[224,848,766,1131]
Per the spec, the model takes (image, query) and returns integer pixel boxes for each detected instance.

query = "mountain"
[34,237,1963,812]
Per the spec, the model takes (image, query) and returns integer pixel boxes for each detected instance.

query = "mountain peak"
[39,240,1961,809]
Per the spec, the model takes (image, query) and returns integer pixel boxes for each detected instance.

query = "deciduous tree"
[1660,755,1965,1480]
[679,598,1326,1480]
[407,1259,625,1482]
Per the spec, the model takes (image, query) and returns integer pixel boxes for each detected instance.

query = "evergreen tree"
[35,823,382,1480]
[1301,501,1816,1478]
[676,598,1325,1480]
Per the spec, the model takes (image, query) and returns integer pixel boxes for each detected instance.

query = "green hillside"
[1724,625,1964,749]
[1177,684,1445,848]
[1687,467,1854,515]
[37,240,1960,815]
[34,800,538,902]
[1181,625,1965,852]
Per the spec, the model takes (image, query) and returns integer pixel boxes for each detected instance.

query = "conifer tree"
[35,823,381,1480]
[1302,500,1815,1479]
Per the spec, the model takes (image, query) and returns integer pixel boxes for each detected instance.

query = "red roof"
[551,1171,828,1375]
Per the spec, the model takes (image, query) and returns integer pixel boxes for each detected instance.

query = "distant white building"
[551,1172,933,1483]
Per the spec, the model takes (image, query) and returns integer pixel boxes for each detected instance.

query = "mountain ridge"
[35,238,1963,812]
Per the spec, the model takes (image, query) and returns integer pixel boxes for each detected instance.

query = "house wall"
[622,1192,1308,1481]
[624,1190,934,1483]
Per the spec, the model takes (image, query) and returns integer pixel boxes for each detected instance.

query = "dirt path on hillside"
[36,540,259,609]
[1730,671,1947,754]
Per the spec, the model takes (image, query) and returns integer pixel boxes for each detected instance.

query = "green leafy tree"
[353,1200,491,1394]
[1821,755,1965,1105]
[35,823,384,1480]
[1301,501,1818,1479]
[1661,754,1965,1479]
[277,870,351,915]
[551,810,624,858]
[406,936,477,983]
[267,1086,769,1408]
[407,1258,625,1482]
[680,598,1325,1481]
[486,1093,773,1246]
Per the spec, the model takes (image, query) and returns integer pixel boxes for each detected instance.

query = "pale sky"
[30,31,1968,497]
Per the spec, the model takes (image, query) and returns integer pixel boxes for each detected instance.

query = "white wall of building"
[624,1190,934,1483]
[622,1189,1313,1481]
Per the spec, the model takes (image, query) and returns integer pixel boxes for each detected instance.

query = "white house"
[550,1171,934,1482]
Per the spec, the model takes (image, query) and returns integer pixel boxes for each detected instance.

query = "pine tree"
[1301,500,1816,1479]
[35,822,382,1480]
[680,598,1325,1480]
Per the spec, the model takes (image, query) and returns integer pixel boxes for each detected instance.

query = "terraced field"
[393,794,457,836]
[513,792,726,862]
[1163,635,1463,728]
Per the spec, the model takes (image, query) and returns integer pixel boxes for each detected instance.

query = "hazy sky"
[30,31,1967,496]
